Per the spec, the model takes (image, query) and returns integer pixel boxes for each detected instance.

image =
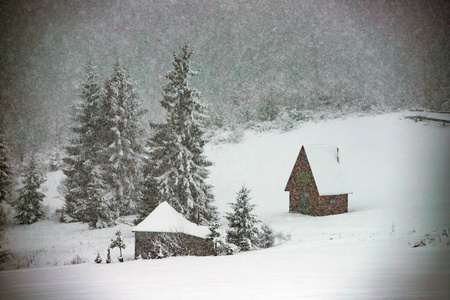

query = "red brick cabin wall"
[309,194,348,216]
[286,147,320,213]
[285,146,348,216]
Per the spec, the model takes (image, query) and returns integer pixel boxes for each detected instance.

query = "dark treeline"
[1,0,449,156]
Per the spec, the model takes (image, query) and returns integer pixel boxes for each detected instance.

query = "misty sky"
[1,0,449,152]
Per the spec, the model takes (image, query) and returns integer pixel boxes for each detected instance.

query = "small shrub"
[413,240,426,248]
[411,228,450,248]
[206,222,239,256]
[213,237,240,255]
[70,255,87,265]
[106,247,112,263]
[256,224,290,249]
[256,224,276,249]
[94,252,102,264]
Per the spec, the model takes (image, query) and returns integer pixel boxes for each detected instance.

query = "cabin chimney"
[337,147,340,163]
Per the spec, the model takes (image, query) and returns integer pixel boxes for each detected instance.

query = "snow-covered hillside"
[208,112,449,239]
[1,112,449,299]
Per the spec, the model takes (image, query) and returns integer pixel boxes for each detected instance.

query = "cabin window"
[330,197,336,204]
[301,154,307,162]
[296,172,311,183]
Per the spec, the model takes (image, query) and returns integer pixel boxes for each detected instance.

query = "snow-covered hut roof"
[304,144,352,196]
[132,201,210,239]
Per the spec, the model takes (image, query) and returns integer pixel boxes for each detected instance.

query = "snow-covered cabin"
[132,201,213,258]
[285,145,352,216]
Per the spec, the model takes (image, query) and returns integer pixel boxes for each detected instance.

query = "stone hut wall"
[135,231,214,259]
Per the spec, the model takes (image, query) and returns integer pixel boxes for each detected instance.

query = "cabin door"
[299,193,307,214]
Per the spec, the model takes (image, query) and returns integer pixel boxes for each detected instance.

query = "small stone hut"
[285,144,352,216]
[133,201,213,259]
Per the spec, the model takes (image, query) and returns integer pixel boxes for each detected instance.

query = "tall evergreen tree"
[63,62,101,222]
[147,43,217,225]
[63,62,118,227]
[0,128,13,203]
[15,155,46,224]
[225,186,260,251]
[100,61,145,215]
[85,166,118,229]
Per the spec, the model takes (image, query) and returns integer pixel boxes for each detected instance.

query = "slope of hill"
[0,112,449,299]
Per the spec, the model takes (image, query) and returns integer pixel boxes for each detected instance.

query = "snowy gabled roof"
[132,201,210,239]
[304,144,352,196]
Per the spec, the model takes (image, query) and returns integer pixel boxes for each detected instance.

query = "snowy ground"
[1,112,449,299]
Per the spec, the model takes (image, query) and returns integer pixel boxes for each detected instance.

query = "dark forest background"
[1,0,449,157]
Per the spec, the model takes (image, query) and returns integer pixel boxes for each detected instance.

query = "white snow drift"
[133,201,210,239]
[0,112,449,299]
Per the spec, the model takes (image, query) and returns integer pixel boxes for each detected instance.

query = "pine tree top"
[110,230,126,249]
[226,186,260,227]
[146,42,217,226]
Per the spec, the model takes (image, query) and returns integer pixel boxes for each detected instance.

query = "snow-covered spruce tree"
[0,128,13,203]
[134,155,159,224]
[206,221,237,255]
[62,62,115,226]
[85,166,118,229]
[148,43,217,225]
[226,186,260,252]
[15,155,46,224]
[100,61,145,215]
